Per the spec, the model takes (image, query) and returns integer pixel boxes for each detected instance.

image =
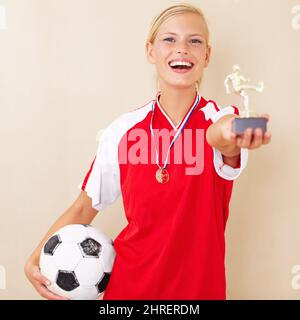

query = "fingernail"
[45,280,51,286]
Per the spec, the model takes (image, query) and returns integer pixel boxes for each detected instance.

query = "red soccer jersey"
[79,92,248,300]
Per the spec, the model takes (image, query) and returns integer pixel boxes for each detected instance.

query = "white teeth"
[169,61,193,67]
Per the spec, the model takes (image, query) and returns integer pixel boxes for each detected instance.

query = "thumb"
[32,266,51,286]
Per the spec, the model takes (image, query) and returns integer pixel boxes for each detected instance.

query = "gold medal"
[156,168,169,184]
[150,92,200,184]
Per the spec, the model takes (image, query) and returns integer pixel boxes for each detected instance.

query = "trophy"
[224,65,267,135]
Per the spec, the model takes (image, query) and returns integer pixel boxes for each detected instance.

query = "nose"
[176,48,188,54]
[175,42,189,54]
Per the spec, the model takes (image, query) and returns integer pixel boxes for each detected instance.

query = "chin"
[168,82,197,90]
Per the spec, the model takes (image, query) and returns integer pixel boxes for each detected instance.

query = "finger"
[32,266,51,286]
[249,128,263,149]
[263,131,272,144]
[36,283,69,300]
[238,128,253,148]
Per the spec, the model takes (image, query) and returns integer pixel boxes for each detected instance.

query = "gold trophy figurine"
[224,65,267,135]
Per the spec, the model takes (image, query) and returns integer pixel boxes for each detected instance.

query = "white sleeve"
[213,147,248,181]
[204,103,249,181]
[78,126,121,211]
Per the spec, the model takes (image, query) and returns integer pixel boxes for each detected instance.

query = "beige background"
[0,0,299,299]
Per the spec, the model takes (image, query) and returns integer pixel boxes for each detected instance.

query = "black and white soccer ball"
[40,224,115,300]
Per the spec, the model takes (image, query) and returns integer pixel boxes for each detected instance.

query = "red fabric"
[81,156,96,191]
[99,94,235,300]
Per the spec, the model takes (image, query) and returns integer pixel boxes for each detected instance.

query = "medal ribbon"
[150,93,200,170]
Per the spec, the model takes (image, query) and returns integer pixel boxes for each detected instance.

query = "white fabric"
[78,101,153,211]
[213,147,248,181]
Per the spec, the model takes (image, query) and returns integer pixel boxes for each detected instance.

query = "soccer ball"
[39,224,115,300]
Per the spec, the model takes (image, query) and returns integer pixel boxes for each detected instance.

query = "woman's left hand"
[223,114,272,150]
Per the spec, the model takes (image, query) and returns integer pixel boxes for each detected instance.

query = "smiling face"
[146,13,211,90]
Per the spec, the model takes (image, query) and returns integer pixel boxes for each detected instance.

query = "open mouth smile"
[168,60,195,74]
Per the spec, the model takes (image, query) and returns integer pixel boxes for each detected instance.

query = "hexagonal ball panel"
[80,238,101,258]
[43,235,62,256]
[100,243,116,272]
[56,270,79,292]
[75,257,103,287]
[52,243,83,270]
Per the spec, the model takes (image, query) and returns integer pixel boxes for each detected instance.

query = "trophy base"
[233,117,267,135]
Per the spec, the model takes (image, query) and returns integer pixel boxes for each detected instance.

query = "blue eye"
[163,37,202,44]
[164,37,175,42]
[191,39,202,44]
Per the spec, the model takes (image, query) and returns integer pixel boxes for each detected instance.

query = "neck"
[158,85,198,127]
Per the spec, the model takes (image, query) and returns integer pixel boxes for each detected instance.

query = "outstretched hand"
[222,114,272,150]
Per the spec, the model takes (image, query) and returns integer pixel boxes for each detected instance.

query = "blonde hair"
[146,3,210,90]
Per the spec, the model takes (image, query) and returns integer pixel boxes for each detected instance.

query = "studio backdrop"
[0,0,300,299]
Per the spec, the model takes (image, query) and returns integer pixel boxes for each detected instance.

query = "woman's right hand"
[24,259,69,300]
[24,191,98,300]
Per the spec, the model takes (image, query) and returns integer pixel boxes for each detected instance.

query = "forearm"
[28,193,97,263]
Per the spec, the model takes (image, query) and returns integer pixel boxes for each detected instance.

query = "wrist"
[222,153,241,168]
[221,147,241,158]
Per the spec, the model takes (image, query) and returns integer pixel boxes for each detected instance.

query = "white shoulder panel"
[78,101,154,211]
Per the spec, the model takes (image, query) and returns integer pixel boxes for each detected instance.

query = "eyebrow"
[161,32,204,37]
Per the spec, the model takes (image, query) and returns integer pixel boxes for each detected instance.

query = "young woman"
[25,3,271,300]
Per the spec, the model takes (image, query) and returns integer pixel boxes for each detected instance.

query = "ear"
[146,41,156,64]
[204,45,212,68]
